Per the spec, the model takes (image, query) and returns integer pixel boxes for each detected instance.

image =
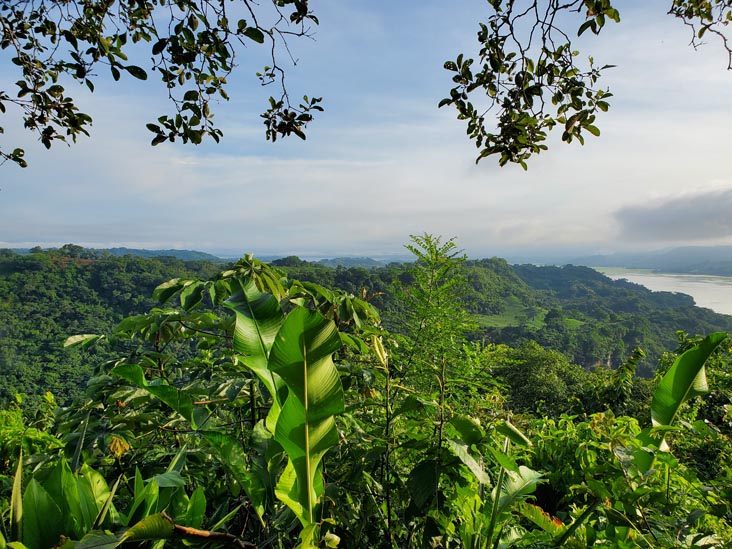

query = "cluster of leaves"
[669,0,732,69]
[439,0,732,167]
[4,254,383,547]
[3,1,732,168]
[440,0,618,168]
[0,0,320,166]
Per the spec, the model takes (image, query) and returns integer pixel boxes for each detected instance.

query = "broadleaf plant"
[269,306,345,527]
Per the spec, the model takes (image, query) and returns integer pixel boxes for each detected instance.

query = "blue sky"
[2,1,731,259]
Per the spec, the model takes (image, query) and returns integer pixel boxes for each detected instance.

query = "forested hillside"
[276,257,731,376]
[0,247,220,407]
[11,246,225,262]
[3,246,729,410]
[506,264,730,375]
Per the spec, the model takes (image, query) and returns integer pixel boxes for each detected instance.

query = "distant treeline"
[10,244,225,262]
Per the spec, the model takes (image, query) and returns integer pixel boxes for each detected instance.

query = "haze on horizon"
[2,1,731,259]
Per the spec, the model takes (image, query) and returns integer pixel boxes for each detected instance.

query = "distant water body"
[596,268,732,316]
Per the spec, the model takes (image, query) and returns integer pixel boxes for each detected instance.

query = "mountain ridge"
[571,245,732,276]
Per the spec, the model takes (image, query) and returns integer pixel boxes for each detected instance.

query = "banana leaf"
[268,306,344,525]
[225,277,286,432]
[635,332,727,471]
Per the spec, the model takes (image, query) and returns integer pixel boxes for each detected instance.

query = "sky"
[2,1,732,260]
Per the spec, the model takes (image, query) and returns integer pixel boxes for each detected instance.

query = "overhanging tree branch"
[0,0,321,167]
[440,0,732,168]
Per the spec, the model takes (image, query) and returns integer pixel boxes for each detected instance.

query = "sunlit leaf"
[448,439,491,485]
[496,420,532,447]
[10,451,22,542]
[651,332,726,428]
[63,334,102,348]
[225,277,285,431]
[635,332,727,470]
[119,513,174,542]
[269,307,344,525]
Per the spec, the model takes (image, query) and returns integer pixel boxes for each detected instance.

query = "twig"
[161,511,257,548]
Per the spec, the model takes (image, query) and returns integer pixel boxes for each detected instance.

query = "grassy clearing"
[475,297,547,329]
[564,318,584,329]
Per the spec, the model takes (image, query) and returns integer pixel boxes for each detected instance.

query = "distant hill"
[271,256,400,269]
[573,245,732,276]
[0,247,222,408]
[101,247,225,262]
[8,245,226,263]
[317,257,390,269]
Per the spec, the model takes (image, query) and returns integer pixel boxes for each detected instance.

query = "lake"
[595,268,732,316]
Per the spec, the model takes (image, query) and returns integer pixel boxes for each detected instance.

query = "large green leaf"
[636,332,727,471]
[225,277,284,360]
[225,277,286,432]
[650,332,727,428]
[118,513,174,543]
[407,460,439,510]
[122,469,160,527]
[10,451,22,542]
[22,479,64,549]
[485,465,543,545]
[111,364,197,428]
[274,460,312,523]
[185,487,206,529]
[201,429,272,518]
[268,306,344,525]
[448,440,491,485]
[42,460,88,538]
[495,420,532,447]
[89,471,119,530]
[494,465,543,518]
[21,460,112,544]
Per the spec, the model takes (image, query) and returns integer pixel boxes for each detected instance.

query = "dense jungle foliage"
[0,246,220,408]
[2,245,729,411]
[272,256,731,377]
[2,236,732,548]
